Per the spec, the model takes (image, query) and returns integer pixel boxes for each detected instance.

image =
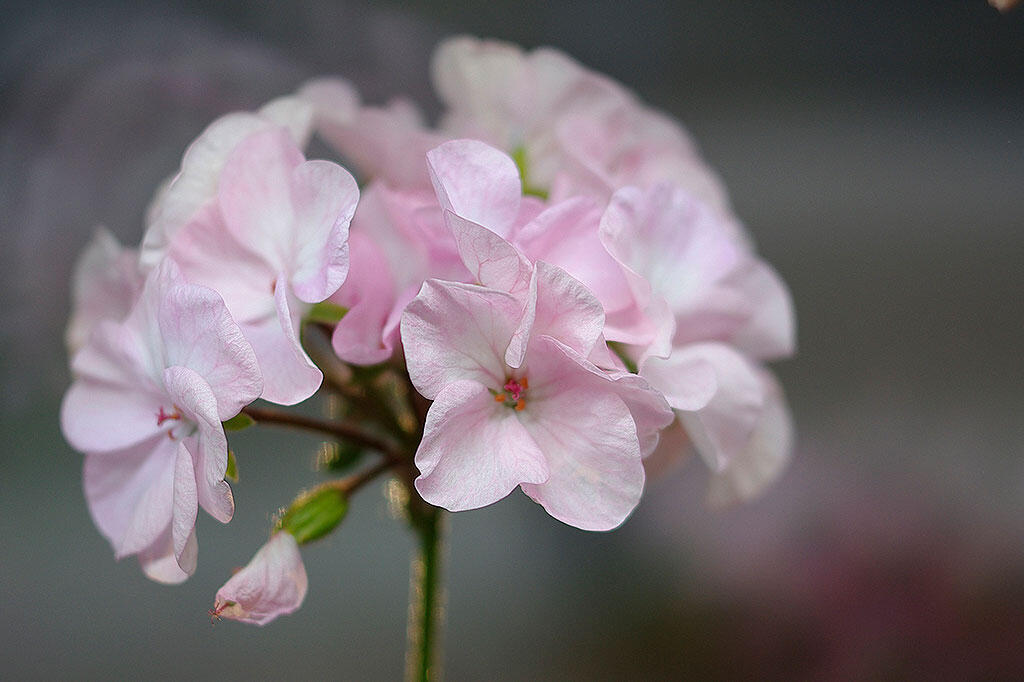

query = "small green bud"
[223,412,255,432]
[305,301,348,325]
[276,487,348,545]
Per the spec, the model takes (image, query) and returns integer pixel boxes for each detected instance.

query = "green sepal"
[276,487,348,545]
[607,341,639,374]
[222,412,255,432]
[225,450,239,482]
[305,301,348,326]
[511,145,549,200]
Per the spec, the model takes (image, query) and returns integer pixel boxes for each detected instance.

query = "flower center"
[155,405,193,440]
[493,376,529,411]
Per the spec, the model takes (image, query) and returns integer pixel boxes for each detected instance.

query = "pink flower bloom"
[299,78,448,191]
[401,263,671,530]
[600,183,794,362]
[328,182,465,365]
[425,139,655,347]
[599,182,795,500]
[61,260,263,582]
[153,124,359,404]
[705,368,793,508]
[66,227,143,356]
[431,36,729,215]
[141,97,314,268]
[432,35,627,190]
[211,532,308,626]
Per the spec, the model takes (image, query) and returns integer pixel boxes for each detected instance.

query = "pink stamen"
[156,406,181,426]
[503,378,525,402]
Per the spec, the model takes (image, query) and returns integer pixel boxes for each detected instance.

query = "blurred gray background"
[2,1,1023,678]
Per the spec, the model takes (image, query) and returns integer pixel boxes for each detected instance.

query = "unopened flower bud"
[211,532,307,626]
[275,486,348,545]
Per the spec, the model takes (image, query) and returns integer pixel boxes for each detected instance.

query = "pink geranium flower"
[599,182,796,500]
[425,139,652,345]
[61,260,263,582]
[151,124,359,404]
[401,262,671,530]
[327,182,466,365]
[211,532,308,626]
[299,77,448,191]
[431,35,730,214]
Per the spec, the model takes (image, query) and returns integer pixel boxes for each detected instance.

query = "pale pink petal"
[217,128,304,267]
[66,227,142,355]
[426,140,522,237]
[258,95,315,149]
[673,343,764,473]
[602,368,676,459]
[415,380,549,511]
[170,441,199,565]
[639,350,719,412]
[114,442,178,559]
[156,270,263,420]
[506,260,606,369]
[138,525,196,585]
[166,203,278,324]
[515,196,639,332]
[82,434,173,553]
[642,419,695,480]
[163,366,234,524]
[243,274,322,405]
[725,261,797,361]
[707,370,793,507]
[213,532,308,626]
[526,261,605,357]
[587,336,626,371]
[528,336,673,459]
[432,37,529,147]
[336,107,444,189]
[298,77,360,125]
[520,386,644,531]
[379,284,420,356]
[330,231,398,365]
[445,211,532,295]
[140,113,275,267]
[62,322,164,453]
[301,78,447,190]
[288,160,358,303]
[401,280,522,400]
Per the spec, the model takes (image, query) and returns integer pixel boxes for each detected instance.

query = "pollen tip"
[494,394,506,402]
[515,400,526,411]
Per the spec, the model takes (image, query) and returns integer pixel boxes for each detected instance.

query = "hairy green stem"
[406,503,445,682]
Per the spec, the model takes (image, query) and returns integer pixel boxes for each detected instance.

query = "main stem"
[406,501,444,682]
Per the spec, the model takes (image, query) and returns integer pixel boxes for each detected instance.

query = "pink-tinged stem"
[241,404,405,464]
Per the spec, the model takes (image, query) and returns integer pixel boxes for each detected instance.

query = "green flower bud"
[276,487,348,545]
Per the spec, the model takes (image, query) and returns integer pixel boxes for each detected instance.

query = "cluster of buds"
[62,36,794,625]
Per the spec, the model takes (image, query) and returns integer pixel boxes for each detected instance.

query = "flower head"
[144,116,359,404]
[402,261,671,530]
[61,259,262,582]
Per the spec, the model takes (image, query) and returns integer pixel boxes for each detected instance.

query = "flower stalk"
[405,501,445,682]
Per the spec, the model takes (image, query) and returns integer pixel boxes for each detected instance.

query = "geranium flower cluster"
[62,37,794,627]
